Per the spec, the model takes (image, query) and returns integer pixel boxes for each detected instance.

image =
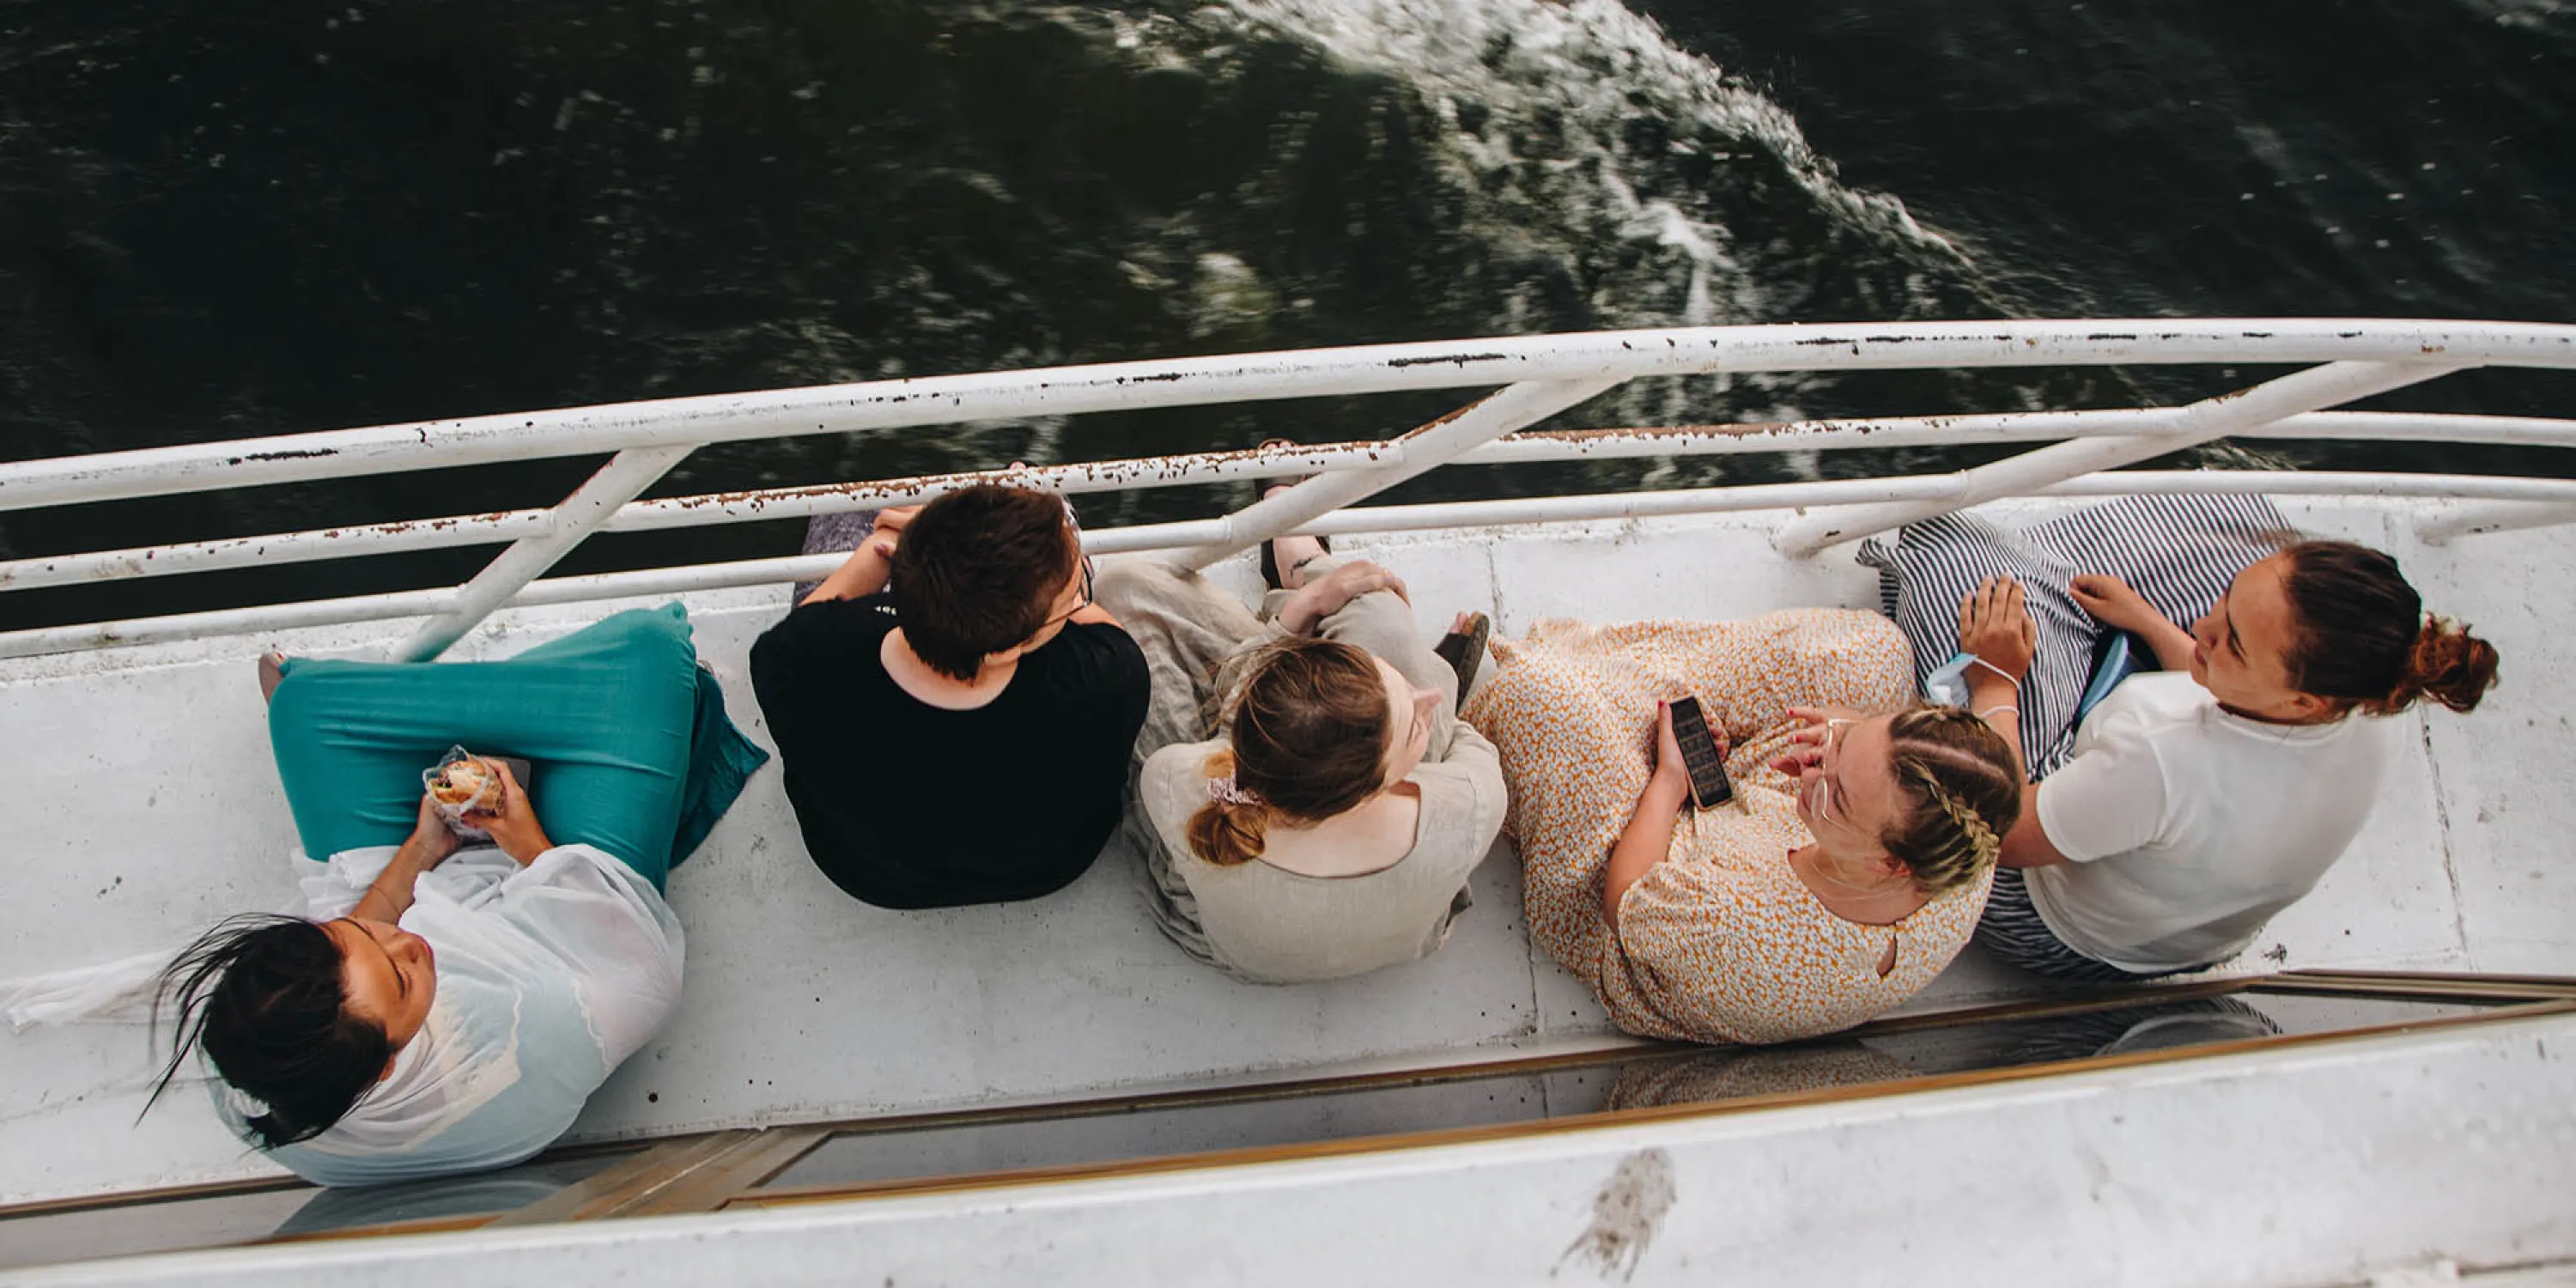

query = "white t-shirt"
[2026,672,2402,974]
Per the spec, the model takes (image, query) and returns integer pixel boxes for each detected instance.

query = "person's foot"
[1262,482,1331,591]
[1433,611,1491,710]
[257,652,288,705]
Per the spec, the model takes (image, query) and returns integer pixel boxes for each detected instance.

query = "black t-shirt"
[748,593,1151,909]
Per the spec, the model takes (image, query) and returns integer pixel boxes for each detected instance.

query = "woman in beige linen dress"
[1094,553,1507,984]
[1463,608,2020,1044]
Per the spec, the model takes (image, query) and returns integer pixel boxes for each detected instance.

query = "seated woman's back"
[2023,671,2401,971]
[1099,556,1507,985]
[1996,540,2500,978]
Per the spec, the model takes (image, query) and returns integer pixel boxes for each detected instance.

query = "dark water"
[3,0,2572,628]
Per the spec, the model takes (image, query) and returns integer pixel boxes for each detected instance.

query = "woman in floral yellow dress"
[1465,608,2024,1044]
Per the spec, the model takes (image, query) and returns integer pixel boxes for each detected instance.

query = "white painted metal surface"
[1164,375,1620,568]
[390,445,700,662]
[6,319,2571,513]
[3,321,2573,1279]
[1766,357,2460,555]
[11,1012,2572,1288]
[4,319,2574,662]
[0,497,2558,1210]
[10,410,2576,598]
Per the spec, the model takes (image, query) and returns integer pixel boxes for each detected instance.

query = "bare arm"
[801,533,898,606]
[1958,575,2036,772]
[800,507,921,606]
[1604,703,1705,927]
[1996,784,2070,868]
[349,797,464,922]
[1959,576,2068,868]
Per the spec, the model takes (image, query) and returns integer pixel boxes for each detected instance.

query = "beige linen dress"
[1462,608,1990,1044]
[1096,556,1508,984]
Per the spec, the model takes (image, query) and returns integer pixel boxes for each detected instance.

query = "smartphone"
[2075,631,2151,724]
[493,757,533,794]
[1665,696,1735,810]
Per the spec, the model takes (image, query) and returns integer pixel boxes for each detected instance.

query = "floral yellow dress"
[1463,609,1991,1045]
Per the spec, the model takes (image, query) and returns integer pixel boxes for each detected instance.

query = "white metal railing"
[3,318,2573,662]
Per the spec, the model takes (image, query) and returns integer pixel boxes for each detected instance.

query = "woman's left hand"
[1646,701,1719,795]
[1769,705,1858,776]
[1278,559,1408,635]
[1958,575,2038,683]
[404,793,462,867]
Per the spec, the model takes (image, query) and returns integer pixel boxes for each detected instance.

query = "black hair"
[147,914,391,1150]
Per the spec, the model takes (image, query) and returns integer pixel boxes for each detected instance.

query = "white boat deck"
[3,495,2568,1206]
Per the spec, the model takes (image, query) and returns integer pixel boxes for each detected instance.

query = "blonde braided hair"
[1876,706,2022,894]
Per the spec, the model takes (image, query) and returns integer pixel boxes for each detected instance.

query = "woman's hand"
[1769,705,1859,776]
[1959,575,2038,683]
[2070,573,2168,634]
[1277,559,1409,635]
[872,505,922,535]
[352,795,461,922]
[1646,701,1699,794]
[462,760,555,866]
[405,793,463,868]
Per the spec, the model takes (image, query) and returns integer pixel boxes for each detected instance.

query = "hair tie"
[219,1079,275,1123]
[1206,775,1261,807]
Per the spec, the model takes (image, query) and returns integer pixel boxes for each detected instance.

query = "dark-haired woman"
[1962,540,2500,981]
[1094,545,1507,984]
[154,605,767,1186]
[1465,610,2024,1045]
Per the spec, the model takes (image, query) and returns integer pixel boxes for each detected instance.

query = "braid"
[1889,763,1995,890]
[1880,706,2024,894]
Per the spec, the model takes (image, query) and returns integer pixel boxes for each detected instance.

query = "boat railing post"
[1162,376,1623,572]
[387,444,701,662]
[1767,359,2470,558]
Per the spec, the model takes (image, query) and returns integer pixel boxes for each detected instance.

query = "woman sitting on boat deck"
[1954,541,2498,981]
[149,605,768,1187]
[1093,508,1506,984]
[1462,608,2022,1045]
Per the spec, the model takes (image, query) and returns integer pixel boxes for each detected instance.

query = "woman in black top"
[750,485,1149,908]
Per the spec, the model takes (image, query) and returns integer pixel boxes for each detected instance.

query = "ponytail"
[1182,637,1392,866]
[1185,752,1272,866]
[2278,541,2500,717]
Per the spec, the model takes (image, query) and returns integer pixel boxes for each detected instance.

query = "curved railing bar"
[7,410,2573,596]
[3,319,2572,513]
[6,468,2570,662]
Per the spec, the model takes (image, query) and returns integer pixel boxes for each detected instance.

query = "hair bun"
[2396,617,2500,714]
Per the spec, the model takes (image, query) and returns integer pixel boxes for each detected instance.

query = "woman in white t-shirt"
[1953,540,2498,981]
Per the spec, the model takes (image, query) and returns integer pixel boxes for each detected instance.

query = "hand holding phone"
[1663,696,1735,811]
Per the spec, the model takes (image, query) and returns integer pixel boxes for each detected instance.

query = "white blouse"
[233,842,683,1186]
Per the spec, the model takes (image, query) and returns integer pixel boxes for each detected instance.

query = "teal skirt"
[265,604,769,888]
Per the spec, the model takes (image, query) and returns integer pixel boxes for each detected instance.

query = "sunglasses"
[1801,718,1862,835]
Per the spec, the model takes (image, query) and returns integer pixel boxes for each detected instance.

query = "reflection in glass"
[761,990,2501,1192]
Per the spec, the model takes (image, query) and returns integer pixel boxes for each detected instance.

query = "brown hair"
[1185,637,1392,866]
[889,484,1081,682]
[2275,540,2498,716]
[1875,706,2024,894]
